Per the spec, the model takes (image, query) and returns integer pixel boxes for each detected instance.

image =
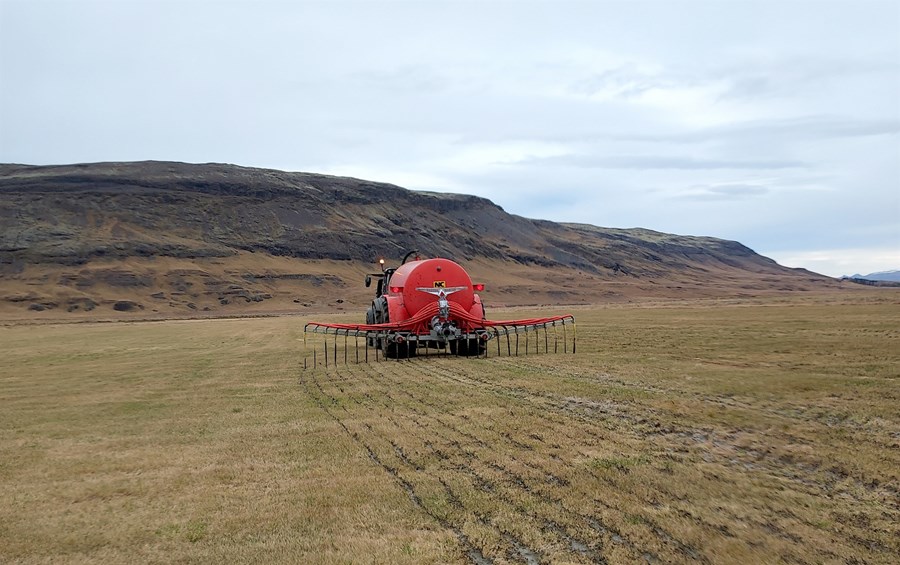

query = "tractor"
[304,252,574,367]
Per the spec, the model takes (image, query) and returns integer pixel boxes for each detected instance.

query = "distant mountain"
[848,270,900,283]
[0,161,839,317]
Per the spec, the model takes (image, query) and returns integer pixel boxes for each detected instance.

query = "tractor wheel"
[452,338,484,357]
[386,340,416,359]
[367,299,388,347]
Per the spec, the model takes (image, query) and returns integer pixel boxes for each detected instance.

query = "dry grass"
[1,293,898,563]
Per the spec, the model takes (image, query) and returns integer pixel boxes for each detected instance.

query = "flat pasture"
[1,294,898,563]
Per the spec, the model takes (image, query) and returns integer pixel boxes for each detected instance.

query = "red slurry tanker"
[304,252,575,367]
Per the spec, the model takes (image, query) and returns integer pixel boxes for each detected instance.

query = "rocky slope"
[0,161,838,318]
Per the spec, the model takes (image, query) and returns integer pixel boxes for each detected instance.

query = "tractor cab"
[364,251,421,326]
[364,260,393,298]
[364,252,419,297]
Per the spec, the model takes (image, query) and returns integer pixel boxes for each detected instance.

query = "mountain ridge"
[848,270,900,283]
[0,160,840,318]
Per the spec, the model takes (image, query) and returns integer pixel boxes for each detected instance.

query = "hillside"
[848,270,900,283]
[0,161,838,318]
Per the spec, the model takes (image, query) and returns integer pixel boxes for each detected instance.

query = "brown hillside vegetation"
[0,161,843,320]
[1,296,898,563]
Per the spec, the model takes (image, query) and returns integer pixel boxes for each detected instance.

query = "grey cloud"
[454,115,900,148]
[518,154,805,170]
[614,116,900,145]
[718,57,900,100]
[348,65,451,93]
[675,184,770,201]
[568,65,675,99]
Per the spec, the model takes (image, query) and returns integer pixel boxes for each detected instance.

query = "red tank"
[383,258,485,325]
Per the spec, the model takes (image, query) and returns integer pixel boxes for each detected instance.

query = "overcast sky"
[2,0,898,276]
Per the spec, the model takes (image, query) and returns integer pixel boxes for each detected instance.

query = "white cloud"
[436,141,571,169]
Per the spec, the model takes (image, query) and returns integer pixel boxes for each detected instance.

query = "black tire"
[386,340,416,359]
[460,338,485,357]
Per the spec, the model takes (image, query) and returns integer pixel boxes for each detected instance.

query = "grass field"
[1,294,898,563]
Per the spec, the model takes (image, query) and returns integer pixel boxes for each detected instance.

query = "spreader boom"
[303,314,575,369]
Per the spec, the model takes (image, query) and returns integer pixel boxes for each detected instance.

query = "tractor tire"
[452,338,483,357]
[386,340,416,359]
[368,299,388,347]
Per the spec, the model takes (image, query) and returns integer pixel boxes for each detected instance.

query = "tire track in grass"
[416,359,871,560]
[314,364,724,561]
[380,361,707,562]
[480,366,900,558]
[335,363,668,563]
[314,366,621,563]
[497,358,900,508]
[311,367,586,563]
[500,356,899,445]
[389,362,746,564]
[320,370,582,563]
[300,371,493,565]
[370,362,705,563]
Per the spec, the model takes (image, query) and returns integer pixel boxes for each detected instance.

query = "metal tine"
[344,330,348,365]
[303,327,308,370]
